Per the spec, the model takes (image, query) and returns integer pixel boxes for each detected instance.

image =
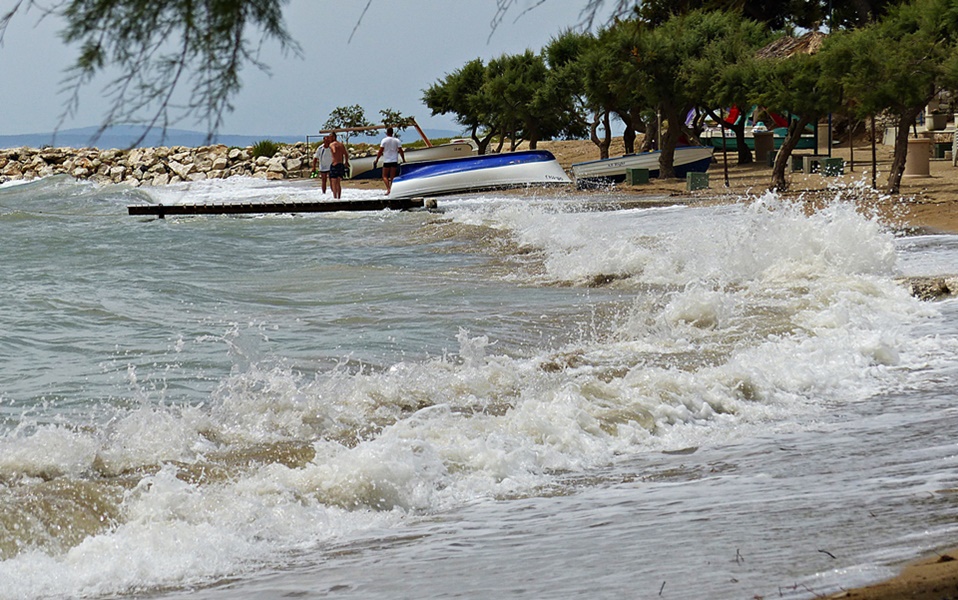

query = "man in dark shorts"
[311,134,332,194]
[328,133,349,199]
[373,127,405,195]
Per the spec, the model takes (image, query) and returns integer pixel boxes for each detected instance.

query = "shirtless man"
[328,133,349,199]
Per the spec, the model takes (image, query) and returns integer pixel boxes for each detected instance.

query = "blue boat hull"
[389,150,571,198]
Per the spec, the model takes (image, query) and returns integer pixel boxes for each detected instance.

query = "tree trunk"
[730,119,753,164]
[617,111,635,154]
[622,123,636,154]
[640,118,657,152]
[886,105,924,194]
[590,111,612,159]
[769,114,814,191]
[705,108,751,165]
[658,105,686,179]
[471,125,496,156]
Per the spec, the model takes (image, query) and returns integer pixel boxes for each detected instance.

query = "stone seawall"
[0,142,321,186]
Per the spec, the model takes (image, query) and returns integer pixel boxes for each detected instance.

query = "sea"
[0,174,956,600]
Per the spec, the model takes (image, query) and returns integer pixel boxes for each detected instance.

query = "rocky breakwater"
[0,142,315,186]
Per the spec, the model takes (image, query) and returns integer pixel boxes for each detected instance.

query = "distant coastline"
[0,125,462,151]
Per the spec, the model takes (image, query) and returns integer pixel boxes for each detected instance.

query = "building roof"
[755,31,826,59]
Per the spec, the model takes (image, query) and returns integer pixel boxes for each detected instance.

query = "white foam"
[0,189,948,599]
[141,176,386,206]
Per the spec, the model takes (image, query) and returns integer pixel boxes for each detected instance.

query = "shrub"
[251,139,280,158]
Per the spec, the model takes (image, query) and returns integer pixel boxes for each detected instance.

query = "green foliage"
[324,105,370,130]
[323,105,371,145]
[423,58,498,152]
[379,108,415,131]
[251,139,280,158]
[815,0,958,192]
[424,45,586,152]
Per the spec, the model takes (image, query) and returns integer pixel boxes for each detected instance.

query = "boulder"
[109,166,127,182]
[266,156,286,172]
[900,276,958,300]
[167,160,193,180]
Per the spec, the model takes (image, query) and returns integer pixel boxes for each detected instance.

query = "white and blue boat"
[389,150,571,198]
[571,146,713,184]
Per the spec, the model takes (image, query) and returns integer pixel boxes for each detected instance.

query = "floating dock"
[128,198,426,218]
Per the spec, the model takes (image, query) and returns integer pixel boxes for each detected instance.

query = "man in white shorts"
[373,127,405,195]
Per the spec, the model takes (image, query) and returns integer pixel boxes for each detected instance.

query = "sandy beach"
[348,135,958,235]
[542,136,958,235]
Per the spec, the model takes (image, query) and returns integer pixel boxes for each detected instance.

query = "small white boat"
[700,127,815,151]
[389,150,571,198]
[348,140,476,179]
[571,146,714,183]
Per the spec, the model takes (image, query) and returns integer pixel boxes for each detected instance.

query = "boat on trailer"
[389,150,571,199]
[571,146,714,184]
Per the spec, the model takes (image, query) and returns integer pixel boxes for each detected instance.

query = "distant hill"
[0,125,464,150]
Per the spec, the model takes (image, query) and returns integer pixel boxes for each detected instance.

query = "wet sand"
[825,550,958,599]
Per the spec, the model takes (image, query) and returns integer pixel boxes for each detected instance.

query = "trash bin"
[904,138,931,177]
[626,167,649,185]
[822,157,844,176]
[686,172,709,191]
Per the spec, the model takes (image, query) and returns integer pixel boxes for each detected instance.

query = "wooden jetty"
[128,197,426,218]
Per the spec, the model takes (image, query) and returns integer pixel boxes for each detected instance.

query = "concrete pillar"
[753,131,775,165]
[904,138,931,177]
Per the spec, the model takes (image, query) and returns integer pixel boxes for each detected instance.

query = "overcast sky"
[0,0,616,137]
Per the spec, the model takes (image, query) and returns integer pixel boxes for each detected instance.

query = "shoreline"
[535,137,958,235]
[825,548,958,599]
[345,137,958,235]
[3,136,958,234]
